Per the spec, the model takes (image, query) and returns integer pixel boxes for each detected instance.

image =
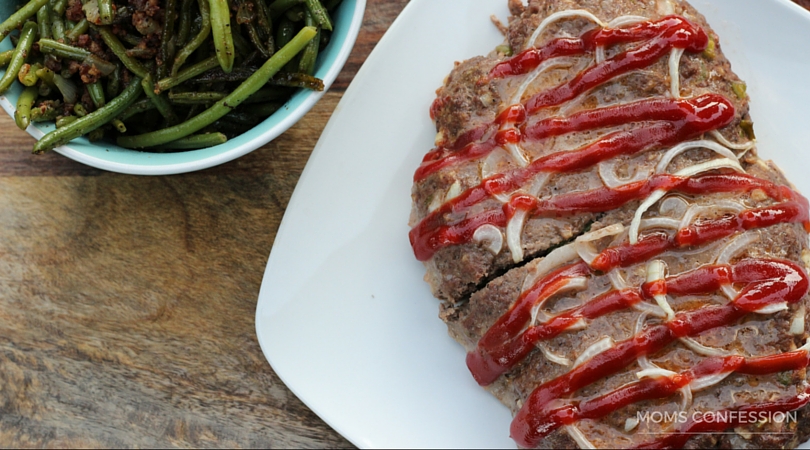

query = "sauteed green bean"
[0,0,338,153]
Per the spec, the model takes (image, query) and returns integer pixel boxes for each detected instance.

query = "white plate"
[256,0,810,448]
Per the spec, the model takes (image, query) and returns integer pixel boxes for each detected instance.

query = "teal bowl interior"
[0,0,365,174]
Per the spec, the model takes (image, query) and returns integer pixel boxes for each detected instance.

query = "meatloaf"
[408,0,810,448]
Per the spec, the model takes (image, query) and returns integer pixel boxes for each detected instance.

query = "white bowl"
[0,0,366,175]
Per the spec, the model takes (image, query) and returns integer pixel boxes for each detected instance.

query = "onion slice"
[473,225,504,255]
[669,47,685,98]
[656,140,739,174]
[680,337,731,356]
[506,209,529,263]
[636,367,678,379]
[573,337,614,368]
[598,158,652,189]
[646,260,675,321]
[525,10,606,50]
[710,130,756,151]
[537,343,572,366]
[522,244,581,291]
[791,306,806,336]
[690,372,732,391]
[755,302,789,315]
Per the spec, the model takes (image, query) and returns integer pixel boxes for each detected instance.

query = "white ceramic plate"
[256,0,810,448]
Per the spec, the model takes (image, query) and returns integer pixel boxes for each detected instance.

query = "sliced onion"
[53,74,78,104]
[690,372,732,391]
[630,190,666,244]
[635,313,661,370]
[574,336,614,368]
[633,301,667,319]
[598,158,652,189]
[680,337,731,356]
[537,343,572,366]
[529,277,588,326]
[575,223,625,264]
[659,196,688,218]
[680,201,747,231]
[755,302,789,315]
[83,54,116,76]
[505,142,529,167]
[608,15,650,28]
[674,158,744,177]
[473,224,504,255]
[646,260,675,321]
[527,172,551,197]
[640,217,681,230]
[791,306,806,336]
[625,418,639,433]
[636,367,678,379]
[506,209,529,263]
[568,318,588,331]
[799,338,810,353]
[608,269,628,290]
[82,0,100,24]
[717,231,759,265]
[669,47,685,98]
[511,57,579,104]
[657,0,676,15]
[445,181,462,202]
[565,425,597,449]
[522,244,581,291]
[709,130,757,151]
[526,10,606,50]
[680,386,693,410]
[595,46,606,64]
[656,140,739,174]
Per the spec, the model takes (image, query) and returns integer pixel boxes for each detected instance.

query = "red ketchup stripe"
[468,255,809,386]
[491,16,705,80]
[509,258,809,448]
[525,17,708,113]
[633,388,810,449]
[524,349,810,441]
[415,16,714,183]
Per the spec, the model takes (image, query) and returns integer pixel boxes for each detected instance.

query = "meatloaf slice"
[409,0,810,448]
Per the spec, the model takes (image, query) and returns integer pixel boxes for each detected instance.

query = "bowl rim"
[0,0,367,175]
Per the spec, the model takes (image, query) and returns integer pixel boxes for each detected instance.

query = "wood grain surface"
[0,0,408,448]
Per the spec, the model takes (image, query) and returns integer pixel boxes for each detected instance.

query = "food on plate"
[0,0,341,153]
[409,0,810,447]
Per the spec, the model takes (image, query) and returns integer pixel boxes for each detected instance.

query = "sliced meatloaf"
[409,0,810,448]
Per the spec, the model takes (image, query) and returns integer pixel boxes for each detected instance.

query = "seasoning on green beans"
[0,0,339,153]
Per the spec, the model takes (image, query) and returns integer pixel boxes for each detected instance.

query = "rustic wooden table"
[0,0,407,447]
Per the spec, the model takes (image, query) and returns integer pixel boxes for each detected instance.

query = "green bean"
[87,128,105,141]
[303,0,332,31]
[141,74,179,125]
[33,76,143,154]
[56,115,77,128]
[276,17,295,49]
[158,0,179,79]
[111,119,127,133]
[66,18,89,42]
[244,18,272,59]
[0,50,12,67]
[37,4,52,40]
[107,64,121,98]
[299,11,320,75]
[172,0,211,76]
[15,86,38,130]
[159,55,219,92]
[20,64,42,86]
[39,38,92,60]
[269,0,304,18]
[0,0,49,44]
[242,101,282,117]
[30,99,59,120]
[50,6,65,42]
[96,26,150,79]
[160,132,227,150]
[73,103,88,117]
[98,0,116,25]
[208,0,235,73]
[52,0,68,16]
[118,27,316,149]
[0,21,37,95]
[87,81,106,108]
[253,0,274,40]
[118,98,155,121]
[169,91,226,104]
[176,0,196,47]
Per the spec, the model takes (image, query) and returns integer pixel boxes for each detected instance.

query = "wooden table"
[0,1,407,447]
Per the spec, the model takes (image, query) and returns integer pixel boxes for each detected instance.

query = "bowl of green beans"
[0,0,365,174]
